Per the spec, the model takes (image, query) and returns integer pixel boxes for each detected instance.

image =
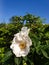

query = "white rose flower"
[10,27,32,57]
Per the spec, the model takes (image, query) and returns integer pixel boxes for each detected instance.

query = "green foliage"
[0,14,49,65]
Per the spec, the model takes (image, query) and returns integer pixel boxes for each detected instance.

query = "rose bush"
[0,14,49,65]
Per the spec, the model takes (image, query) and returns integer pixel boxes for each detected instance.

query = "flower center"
[19,41,26,50]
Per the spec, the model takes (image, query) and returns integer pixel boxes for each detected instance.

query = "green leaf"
[2,50,13,62]
[28,58,34,65]
[14,57,22,65]
[23,56,28,61]
[32,34,39,47]
[23,60,27,65]
[41,49,49,59]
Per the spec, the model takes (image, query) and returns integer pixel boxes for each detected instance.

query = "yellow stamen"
[19,41,26,50]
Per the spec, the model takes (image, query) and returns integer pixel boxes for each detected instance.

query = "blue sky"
[0,0,49,23]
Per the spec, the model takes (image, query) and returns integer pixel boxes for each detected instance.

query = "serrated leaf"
[41,49,49,59]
